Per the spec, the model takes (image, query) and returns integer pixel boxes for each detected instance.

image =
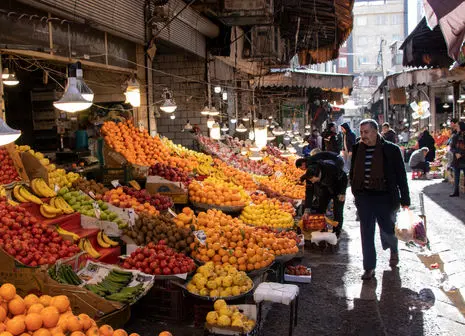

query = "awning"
[400,17,452,68]
[424,0,465,61]
[254,69,353,94]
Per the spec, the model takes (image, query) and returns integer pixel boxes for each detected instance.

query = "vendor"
[408,147,430,175]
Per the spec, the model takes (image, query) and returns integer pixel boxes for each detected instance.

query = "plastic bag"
[395,209,428,245]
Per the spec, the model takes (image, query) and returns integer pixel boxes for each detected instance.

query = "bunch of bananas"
[197,163,214,175]
[96,231,119,248]
[50,196,75,214]
[31,178,56,197]
[56,225,80,242]
[40,203,63,219]
[79,238,101,259]
[13,185,43,204]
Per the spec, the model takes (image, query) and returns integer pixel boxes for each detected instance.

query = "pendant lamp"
[207,116,215,128]
[159,88,177,113]
[236,123,247,133]
[0,118,21,145]
[209,106,220,116]
[124,78,141,107]
[201,106,211,116]
[272,127,285,136]
[2,71,19,86]
[54,62,93,113]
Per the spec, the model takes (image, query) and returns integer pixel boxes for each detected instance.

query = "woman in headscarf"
[418,128,436,162]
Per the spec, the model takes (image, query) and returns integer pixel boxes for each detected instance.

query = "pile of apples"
[103,188,160,215]
[122,186,173,211]
[0,147,21,185]
[285,265,311,276]
[121,241,196,276]
[149,162,192,187]
[0,198,80,266]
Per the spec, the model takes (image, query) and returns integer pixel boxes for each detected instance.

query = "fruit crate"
[102,167,131,186]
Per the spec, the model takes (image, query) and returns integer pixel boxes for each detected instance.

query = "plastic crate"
[136,285,187,323]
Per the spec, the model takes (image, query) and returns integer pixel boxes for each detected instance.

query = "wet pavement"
[126,176,465,336]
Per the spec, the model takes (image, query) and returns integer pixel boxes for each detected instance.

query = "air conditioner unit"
[245,25,283,61]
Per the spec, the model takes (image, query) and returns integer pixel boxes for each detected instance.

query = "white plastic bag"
[395,209,420,243]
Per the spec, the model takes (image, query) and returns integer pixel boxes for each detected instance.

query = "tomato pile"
[121,241,196,275]
[0,198,80,266]
[0,147,21,185]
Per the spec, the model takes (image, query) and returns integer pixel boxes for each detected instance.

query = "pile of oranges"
[101,121,195,172]
[213,160,257,191]
[173,207,196,229]
[190,209,298,272]
[257,175,305,200]
[0,283,139,336]
[103,188,159,216]
[188,180,247,207]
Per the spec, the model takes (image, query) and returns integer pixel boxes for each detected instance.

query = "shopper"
[409,147,430,175]
[307,129,322,150]
[350,119,410,280]
[418,128,436,162]
[399,127,410,146]
[381,122,398,143]
[340,122,356,173]
[301,161,348,237]
[322,123,339,153]
[449,121,465,197]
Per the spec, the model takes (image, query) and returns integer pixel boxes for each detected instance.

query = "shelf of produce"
[92,245,121,265]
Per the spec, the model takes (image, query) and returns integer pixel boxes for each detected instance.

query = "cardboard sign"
[20,151,48,183]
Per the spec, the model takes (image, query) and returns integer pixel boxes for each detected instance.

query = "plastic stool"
[254,282,299,336]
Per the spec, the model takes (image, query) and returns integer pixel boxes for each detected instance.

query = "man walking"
[382,122,398,143]
[350,119,410,280]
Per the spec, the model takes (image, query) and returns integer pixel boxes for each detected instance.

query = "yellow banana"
[78,238,85,250]
[7,199,19,206]
[101,231,119,247]
[56,226,80,241]
[96,231,111,248]
[84,239,101,258]
[40,204,57,218]
[19,187,43,205]
[41,203,63,215]
[30,179,44,197]
[13,185,28,203]
[54,197,74,214]
[35,178,56,197]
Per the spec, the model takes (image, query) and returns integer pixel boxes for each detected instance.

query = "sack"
[395,209,428,246]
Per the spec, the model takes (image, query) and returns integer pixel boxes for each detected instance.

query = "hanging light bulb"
[304,124,311,129]
[270,124,275,129]
[159,88,177,113]
[304,130,310,136]
[170,115,176,120]
[201,106,211,116]
[207,116,215,128]
[241,146,248,155]
[283,135,290,141]
[54,63,92,113]
[272,126,285,136]
[124,78,141,107]
[76,67,94,102]
[222,92,228,101]
[254,119,268,150]
[2,68,19,86]
[236,123,247,133]
[0,118,21,145]
[248,130,255,141]
[184,120,193,130]
[210,122,221,139]
[298,141,309,148]
[220,123,229,132]
[268,115,273,120]
[242,115,250,122]
[214,86,222,94]
[209,106,220,116]
[291,139,298,144]
[293,130,300,135]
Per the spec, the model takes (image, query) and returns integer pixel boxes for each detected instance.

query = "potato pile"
[123,213,194,255]
[72,178,109,197]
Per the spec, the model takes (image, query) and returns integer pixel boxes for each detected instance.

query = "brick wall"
[152,53,209,148]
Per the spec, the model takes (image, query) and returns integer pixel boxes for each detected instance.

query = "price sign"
[193,230,207,245]
[128,208,136,227]
[54,184,60,193]
[274,171,283,178]
[167,208,177,217]
[92,202,101,219]
[88,191,96,199]
[111,180,121,188]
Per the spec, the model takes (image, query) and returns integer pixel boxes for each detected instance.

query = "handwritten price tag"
[128,208,136,227]
[92,202,101,219]
[88,191,96,199]
[167,208,177,217]
[111,180,121,188]
[193,230,207,245]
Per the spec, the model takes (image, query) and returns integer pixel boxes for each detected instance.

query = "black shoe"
[450,192,459,197]
[390,251,399,267]
[361,269,375,280]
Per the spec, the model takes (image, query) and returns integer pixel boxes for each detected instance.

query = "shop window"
[356,16,367,26]
[339,57,347,68]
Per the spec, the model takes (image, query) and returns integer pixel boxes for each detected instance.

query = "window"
[339,57,347,68]
[375,15,388,25]
[358,56,368,65]
[357,36,368,46]
[356,16,367,26]
[391,14,402,25]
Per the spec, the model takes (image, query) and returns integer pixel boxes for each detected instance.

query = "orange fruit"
[32,329,52,336]
[40,306,59,328]
[28,304,44,315]
[48,326,63,334]
[24,313,42,331]
[5,316,26,335]
[159,332,173,336]
[77,315,91,331]
[85,327,99,336]
[0,307,6,322]
[128,334,140,336]
[70,332,85,336]
[112,330,127,336]
[8,299,26,316]
[65,316,82,333]
[0,332,13,336]
[23,294,39,308]
[38,296,52,307]
[50,296,70,314]
[98,325,113,336]
[0,284,16,302]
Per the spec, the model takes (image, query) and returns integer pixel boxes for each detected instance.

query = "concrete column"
[429,86,436,131]
[135,44,146,129]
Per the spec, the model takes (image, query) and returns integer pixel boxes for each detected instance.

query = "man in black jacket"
[322,123,340,153]
[350,119,410,280]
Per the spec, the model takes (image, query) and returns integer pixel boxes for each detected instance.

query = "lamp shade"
[267,131,276,141]
[230,117,237,124]
[209,106,220,116]
[160,99,177,113]
[184,121,193,130]
[220,123,229,132]
[124,78,141,107]
[272,127,285,136]
[0,118,21,145]
[210,122,221,139]
[254,122,268,150]
[236,123,247,133]
[53,77,92,113]
[76,69,94,102]
[1,68,9,79]
[2,72,19,86]
[201,106,211,115]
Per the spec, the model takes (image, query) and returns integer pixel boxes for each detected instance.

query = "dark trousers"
[453,166,465,193]
[355,194,398,271]
[411,161,430,174]
[316,188,344,234]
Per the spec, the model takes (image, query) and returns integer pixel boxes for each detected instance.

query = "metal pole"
[0,53,5,120]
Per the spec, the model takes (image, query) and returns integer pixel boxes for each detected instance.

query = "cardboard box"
[146,176,188,204]
[103,143,127,168]
[20,151,48,184]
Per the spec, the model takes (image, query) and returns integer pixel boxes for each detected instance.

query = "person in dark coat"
[322,122,339,153]
[418,129,436,162]
[382,122,398,143]
[350,119,410,280]
[449,121,465,197]
[341,122,356,172]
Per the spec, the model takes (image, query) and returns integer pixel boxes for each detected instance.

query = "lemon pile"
[239,200,295,228]
[206,299,256,332]
[48,169,80,188]
[186,262,253,298]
